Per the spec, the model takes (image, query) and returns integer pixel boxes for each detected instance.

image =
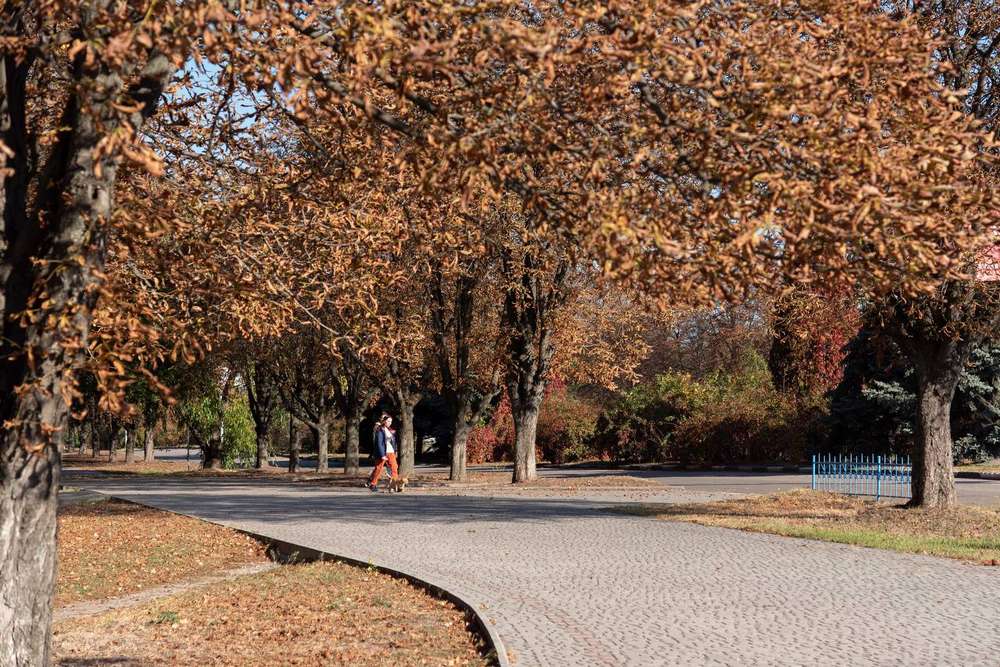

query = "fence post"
[876,455,882,501]
[811,454,816,491]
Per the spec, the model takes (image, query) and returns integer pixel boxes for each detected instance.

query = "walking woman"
[367,414,398,491]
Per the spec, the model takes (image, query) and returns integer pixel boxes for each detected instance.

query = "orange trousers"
[369,452,398,486]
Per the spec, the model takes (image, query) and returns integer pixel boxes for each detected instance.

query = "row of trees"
[1,2,998,663]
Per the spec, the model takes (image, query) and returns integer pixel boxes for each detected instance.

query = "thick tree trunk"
[910,355,961,509]
[107,426,118,462]
[0,427,60,667]
[450,421,470,481]
[311,422,329,473]
[0,39,174,665]
[143,426,155,462]
[511,399,541,483]
[254,425,269,469]
[202,439,224,470]
[124,429,135,464]
[344,413,360,476]
[398,400,416,477]
[81,423,91,455]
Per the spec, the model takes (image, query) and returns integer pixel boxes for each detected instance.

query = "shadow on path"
[63,472,630,527]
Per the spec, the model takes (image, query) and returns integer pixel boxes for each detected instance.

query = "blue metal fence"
[811,454,911,500]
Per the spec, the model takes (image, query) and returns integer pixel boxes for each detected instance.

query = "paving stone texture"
[67,473,1000,666]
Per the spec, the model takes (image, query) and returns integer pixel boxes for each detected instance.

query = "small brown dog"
[388,476,408,493]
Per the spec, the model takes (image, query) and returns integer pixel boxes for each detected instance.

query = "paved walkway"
[130,448,1000,507]
[67,473,1000,666]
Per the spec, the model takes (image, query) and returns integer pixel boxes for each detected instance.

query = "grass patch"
[53,561,491,666]
[63,452,195,474]
[619,489,1000,565]
[57,499,268,606]
[956,461,1000,473]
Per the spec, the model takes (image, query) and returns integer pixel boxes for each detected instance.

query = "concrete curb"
[73,490,507,667]
[619,463,812,474]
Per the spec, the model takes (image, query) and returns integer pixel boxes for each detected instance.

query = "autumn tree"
[858,0,1000,508]
[769,289,862,401]
[242,357,280,470]
[4,2,996,662]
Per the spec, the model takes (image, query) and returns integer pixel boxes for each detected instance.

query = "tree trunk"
[344,413,360,476]
[311,422,329,473]
[288,418,300,473]
[254,424,270,469]
[0,426,60,667]
[81,423,91,455]
[124,429,135,464]
[910,354,961,509]
[511,398,541,483]
[202,438,224,470]
[143,426,155,462]
[107,426,118,462]
[90,422,98,458]
[450,420,470,481]
[398,400,416,477]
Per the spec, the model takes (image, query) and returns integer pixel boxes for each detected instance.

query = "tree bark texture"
[288,418,300,473]
[107,424,118,463]
[254,425,269,469]
[450,420,470,482]
[0,33,172,664]
[245,362,278,470]
[143,426,156,462]
[502,252,566,483]
[397,399,416,477]
[510,396,541,483]
[123,429,135,464]
[310,421,330,473]
[344,412,360,476]
[910,352,962,508]
[202,438,224,470]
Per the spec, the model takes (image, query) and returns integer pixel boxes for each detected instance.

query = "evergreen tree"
[829,330,1000,463]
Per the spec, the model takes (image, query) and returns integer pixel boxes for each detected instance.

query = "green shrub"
[177,394,257,469]
[221,398,256,468]
[594,351,813,465]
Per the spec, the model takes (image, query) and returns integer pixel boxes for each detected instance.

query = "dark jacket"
[373,426,395,459]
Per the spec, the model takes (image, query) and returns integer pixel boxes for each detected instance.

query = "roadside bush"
[221,399,256,468]
[176,395,257,468]
[535,381,601,464]
[591,380,680,464]
[467,397,513,464]
[467,382,601,464]
[594,351,812,465]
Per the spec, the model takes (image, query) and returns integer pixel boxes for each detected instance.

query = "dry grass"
[956,461,1000,473]
[620,489,1000,565]
[53,561,491,666]
[57,499,268,607]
